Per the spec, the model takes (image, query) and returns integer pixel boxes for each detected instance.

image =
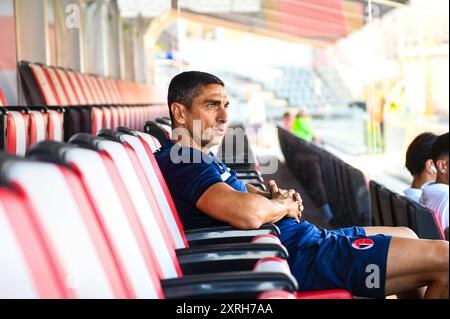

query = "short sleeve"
[168,161,223,205]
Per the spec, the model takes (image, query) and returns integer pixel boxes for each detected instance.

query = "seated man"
[404,132,438,202]
[155,71,449,299]
[420,133,449,230]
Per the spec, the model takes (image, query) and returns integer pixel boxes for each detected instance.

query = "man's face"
[184,84,229,148]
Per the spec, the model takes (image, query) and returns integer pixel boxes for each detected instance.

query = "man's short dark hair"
[405,132,438,176]
[167,71,224,126]
[432,132,449,164]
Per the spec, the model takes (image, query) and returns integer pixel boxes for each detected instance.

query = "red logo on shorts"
[351,238,374,250]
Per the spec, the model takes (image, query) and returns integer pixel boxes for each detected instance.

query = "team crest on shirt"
[351,238,374,250]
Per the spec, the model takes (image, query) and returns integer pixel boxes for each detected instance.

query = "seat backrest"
[144,121,169,146]
[45,66,70,105]
[54,68,79,105]
[5,110,29,156]
[0,88,6,106]
[91,138,182,279]
[62,146,170,294]
[117,131,188,249]
[407,199,444,240]
[29,110,48,147]
[47,110,64,142]
[0,187,64,298]
[378,187,395,227]
[391,194,409,227]
[346,165,371,226]
[66,70,87,105]
[91,107,104,135]
[91,76,107,104]
[369,180,382,226]
[4,160,131,298]
[28,63,59,105]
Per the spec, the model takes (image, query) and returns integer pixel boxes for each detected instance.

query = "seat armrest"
[185,224,280,247]
[185,225,279,247]
[176,243,288,275]
[162,271,298,299]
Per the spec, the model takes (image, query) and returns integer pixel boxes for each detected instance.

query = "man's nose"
[217,105,229,124]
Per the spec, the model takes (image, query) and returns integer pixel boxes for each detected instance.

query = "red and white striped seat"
[135,131,161,152]
[66,70,88,105]
[68,140,182,278]
[47,110,64,142]
[45,66,70,105]
[0,187,64,298]
[3,158,153,298]
[4,109,29,156]
[60,147,166,297]
[29,109,48,147]
[1,90,29,156]
[91,107,104,135]
[0,89,6,106]
[28,63,59,106]
[22,64,65,142]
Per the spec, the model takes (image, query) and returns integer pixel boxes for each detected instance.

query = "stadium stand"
[261,66,353,110]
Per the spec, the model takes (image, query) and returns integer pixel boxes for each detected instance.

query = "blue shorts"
[289,226,392,299]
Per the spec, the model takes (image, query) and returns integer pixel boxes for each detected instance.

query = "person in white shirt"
[420,132,449,230]
[404,133,438,202]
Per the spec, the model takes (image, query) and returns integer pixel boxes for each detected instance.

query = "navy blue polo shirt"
[155,140,248,229]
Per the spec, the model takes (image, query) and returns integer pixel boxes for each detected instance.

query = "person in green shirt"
[292,109,315,142]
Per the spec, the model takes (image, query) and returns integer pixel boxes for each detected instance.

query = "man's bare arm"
[197,182,300,230]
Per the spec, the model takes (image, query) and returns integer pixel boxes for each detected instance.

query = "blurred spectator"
[420,132,449,230]
[404,132,438,202]
[282,112,293,131]
[292,108,315,142]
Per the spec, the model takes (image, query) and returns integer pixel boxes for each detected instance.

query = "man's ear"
[426,159,437,175]
[171,102,187,126]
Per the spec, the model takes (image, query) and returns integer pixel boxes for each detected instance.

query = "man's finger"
[294,193,303,203]
[268,180,279,195]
